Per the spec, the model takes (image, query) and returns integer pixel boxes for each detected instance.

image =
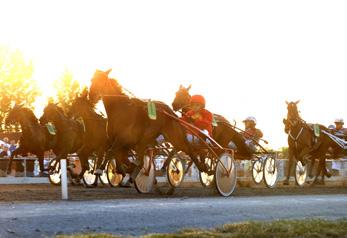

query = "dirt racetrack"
[0,183,346,202]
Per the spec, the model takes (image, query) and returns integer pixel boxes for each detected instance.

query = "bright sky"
[1,0,347,149]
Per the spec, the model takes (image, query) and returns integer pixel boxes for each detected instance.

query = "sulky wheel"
[134,155,155,194]
[263,156,278,188]
[199,156,215,187]
[82,159,98,188]
[252,159,264,184]
[166,153,185,188]
[295,160,307,187]
[215,153,237,197]
[106,159,124,187]
[98,164,109,186]
[48,159,61,186]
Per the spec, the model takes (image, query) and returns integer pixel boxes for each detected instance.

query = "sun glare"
[1,0,347,149]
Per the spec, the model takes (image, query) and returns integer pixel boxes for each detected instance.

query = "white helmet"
[334,118,344,124]
[243,116,257,124]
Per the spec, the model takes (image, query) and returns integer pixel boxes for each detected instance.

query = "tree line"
[0,46,82,132]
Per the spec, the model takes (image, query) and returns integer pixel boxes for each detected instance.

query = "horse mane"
[108,77,127,96]
[213,114,230,124]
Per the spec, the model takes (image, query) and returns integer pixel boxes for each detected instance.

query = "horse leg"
[284,149,294,185]
[94,149,105,175]
[36,153,46,176]
[7,147,25,175]
[312,156,325,185]
[77,148,92,180]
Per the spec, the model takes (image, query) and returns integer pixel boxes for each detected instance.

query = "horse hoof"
[283,180,289,185]
[326,172,332,178]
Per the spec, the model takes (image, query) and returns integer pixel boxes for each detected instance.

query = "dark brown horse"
[69,90,108,179]
[172,85,252,158]
[40,103,84,179]
[5,105,57,174]
[283,101,338,185]
[88,69,200,182]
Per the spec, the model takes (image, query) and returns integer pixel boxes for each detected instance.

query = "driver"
[242,116,263,152]
[182,95,213,144]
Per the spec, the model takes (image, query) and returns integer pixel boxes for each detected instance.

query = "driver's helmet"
[334,118,344,124]
[243,116,257,125]
[190,95,206,107]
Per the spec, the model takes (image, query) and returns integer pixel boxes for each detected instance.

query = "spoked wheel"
[215,153,237,197]
[82,159,98,187]
[134,155,155,194]
[98,162,109,186]
[199,157,215,187]
[48,159,61,186]
[263,156,278,188]
[107,159,124,187]
[166,153,184,188]
[295,161,307,187]
[252,159,264,184]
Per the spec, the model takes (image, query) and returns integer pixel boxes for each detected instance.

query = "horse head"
[172,84,192,112]
[40,103,65,125]
[284,100,302,132]
[5,104,23,125]
[70,90,95,118]
[89,69,123,104]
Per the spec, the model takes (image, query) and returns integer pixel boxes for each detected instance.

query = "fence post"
[24,157,27,177]
[60,159,68,200]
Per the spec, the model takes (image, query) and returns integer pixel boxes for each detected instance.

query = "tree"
[0,46,40,131]
[53,69,81,114]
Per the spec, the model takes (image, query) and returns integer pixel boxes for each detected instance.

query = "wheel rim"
[263,157,278,188]
[107,159,123,187]
[252,160,264,184]
[215,153,237,197]
[135,156,155,193]
[49,160,61,185]
[99,167,109,185]
[167,155,184,187]
[83,159,97,186]
[199,157,214,187]
[295,161,307,186]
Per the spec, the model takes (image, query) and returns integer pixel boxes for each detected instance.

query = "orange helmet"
[190,95,206,107]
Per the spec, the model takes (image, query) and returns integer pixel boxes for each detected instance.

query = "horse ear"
[295,100,300,104]
[80,87,88,98]
[179,84,183,89]
[187,85,192,91]
[105,69,112,76]
[285,101,289,105]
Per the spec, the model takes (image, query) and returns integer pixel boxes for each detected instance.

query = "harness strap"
[289,127,304,149]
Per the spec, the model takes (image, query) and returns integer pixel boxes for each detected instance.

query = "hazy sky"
[1,0,347,149]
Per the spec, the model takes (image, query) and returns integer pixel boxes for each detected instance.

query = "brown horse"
[283,101,338,185]
[40,103,85,179]
[88,69,201,182]
[5,105,57,174]
[172,85,252,158]
[69,90,109,180]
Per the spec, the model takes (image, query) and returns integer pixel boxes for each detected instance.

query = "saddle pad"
[313,124,320,137]
[147,100,157,120]
[46,122,56,135]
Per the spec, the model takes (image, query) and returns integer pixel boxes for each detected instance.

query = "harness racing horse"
[5,105,57,175]
[69,90,109,184]
[283,101,338,185]
[88,69,199,191]
[172,85,251,157]
[40,103,85,181]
